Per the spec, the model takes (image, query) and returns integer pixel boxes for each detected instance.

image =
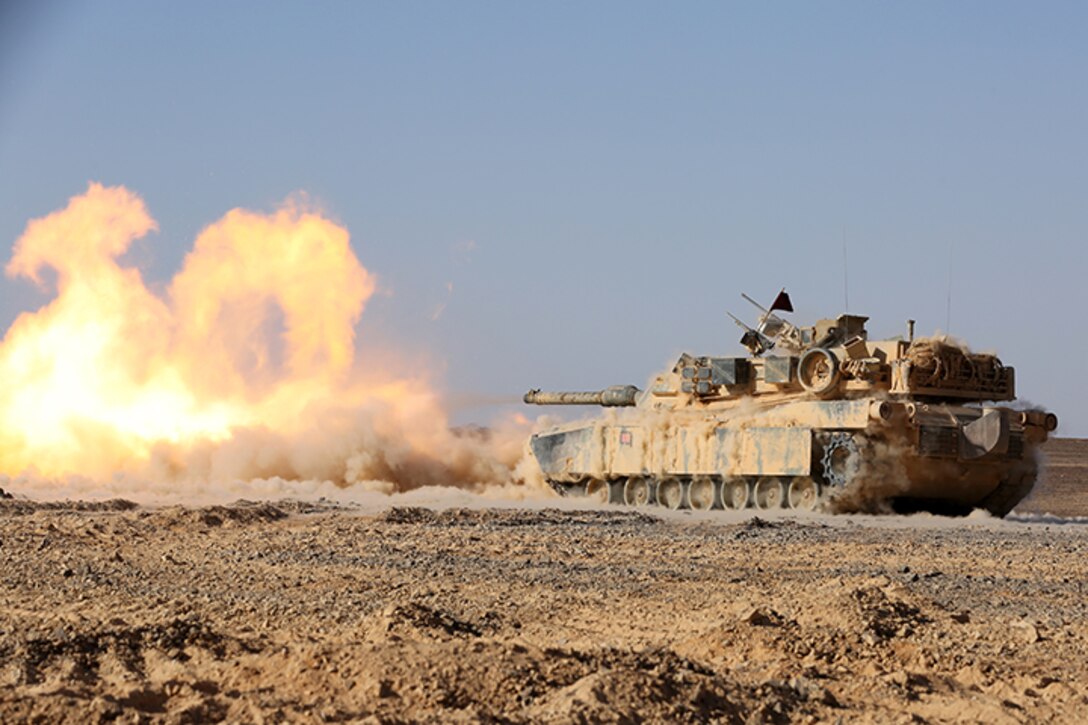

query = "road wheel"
[687,477,718,510]
[623,476,655,506]
[722,479,751,510]
[656,478,685,510]
[585,479,616,504]
[787,477,821,510]
[754,477,786,509]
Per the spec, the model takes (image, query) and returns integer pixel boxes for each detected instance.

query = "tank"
[524,291,1058,517]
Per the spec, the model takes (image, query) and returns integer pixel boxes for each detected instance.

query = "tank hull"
[529,397,1041,516]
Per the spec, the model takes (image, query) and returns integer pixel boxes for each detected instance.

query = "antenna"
[842,227,849,313]
[946,241,954,333]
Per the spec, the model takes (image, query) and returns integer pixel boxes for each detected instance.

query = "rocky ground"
[0,438,1086,723]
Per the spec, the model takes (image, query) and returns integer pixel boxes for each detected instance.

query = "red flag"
[770,290,793,313]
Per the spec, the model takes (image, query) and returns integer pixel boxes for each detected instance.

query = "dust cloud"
[0,183,539,503]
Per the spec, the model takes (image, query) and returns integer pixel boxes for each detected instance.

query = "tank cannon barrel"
[523,385,640,407]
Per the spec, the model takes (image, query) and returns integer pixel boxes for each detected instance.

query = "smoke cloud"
[0,183,536,501]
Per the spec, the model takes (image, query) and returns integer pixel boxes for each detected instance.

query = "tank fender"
[529,426,603,478]
[960,409,1010,459]
[717,427,812,477]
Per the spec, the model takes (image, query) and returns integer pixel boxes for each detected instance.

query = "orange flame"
[0,183,525,492]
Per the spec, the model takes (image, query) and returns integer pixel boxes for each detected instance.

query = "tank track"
[548,475,831,513]
[551,456,1039,518]
[976,463,1038,518]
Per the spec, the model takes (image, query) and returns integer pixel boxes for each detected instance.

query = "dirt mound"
[0,616,254,723]
[142,501,288,529]
[332,636,819,723]
[369,602,503,640]
[0,498,138,516]
[267,498,351,515]
[526,647,755,724]
[728,516,830,540]
[2,617,247,685]
[378,506,661,527]
[851,583,930,643]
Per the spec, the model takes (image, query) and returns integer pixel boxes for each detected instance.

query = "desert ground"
[1,438,1086,723]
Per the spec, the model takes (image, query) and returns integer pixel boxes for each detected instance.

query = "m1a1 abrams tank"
[524,291,1058,517]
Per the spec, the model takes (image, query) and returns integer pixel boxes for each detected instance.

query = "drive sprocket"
[820,432,860,488]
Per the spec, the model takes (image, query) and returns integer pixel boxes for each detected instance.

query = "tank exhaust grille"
[1006,432,1024,460]
[918,425,958,458]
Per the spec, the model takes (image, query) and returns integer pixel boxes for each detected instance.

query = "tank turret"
[524,290,1057,517]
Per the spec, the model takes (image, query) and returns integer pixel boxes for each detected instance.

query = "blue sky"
[1,1,1085,434]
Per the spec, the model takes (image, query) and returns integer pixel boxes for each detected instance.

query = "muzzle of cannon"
[523,385,640,407]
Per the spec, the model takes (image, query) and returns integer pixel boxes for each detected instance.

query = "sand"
[0,438,1086,723]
